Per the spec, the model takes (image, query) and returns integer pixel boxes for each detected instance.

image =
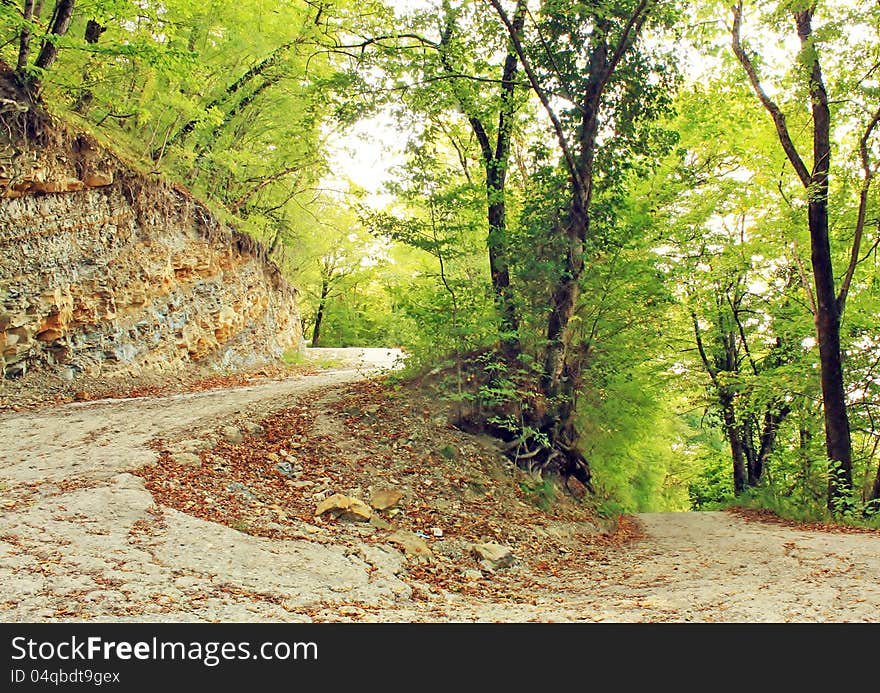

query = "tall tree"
[486,0,678,484]
[436,0,526,357]
[730,0,880,511]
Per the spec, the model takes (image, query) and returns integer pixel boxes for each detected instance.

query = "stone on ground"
[370,487,404,511]
[472,542,514,568]
[388,529,433,558]
[315,493,372,522]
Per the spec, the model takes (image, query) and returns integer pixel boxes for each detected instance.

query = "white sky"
[321,0,435,206]
[324,111,408,207]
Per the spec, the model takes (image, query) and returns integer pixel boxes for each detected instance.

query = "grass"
[281,349,307,366]
[228,518,252,534]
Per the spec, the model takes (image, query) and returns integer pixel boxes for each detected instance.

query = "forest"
[2,0,879,523]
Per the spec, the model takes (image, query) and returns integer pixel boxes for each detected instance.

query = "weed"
[520,475,556,511]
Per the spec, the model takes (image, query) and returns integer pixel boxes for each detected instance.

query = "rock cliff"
[0,69,301,381]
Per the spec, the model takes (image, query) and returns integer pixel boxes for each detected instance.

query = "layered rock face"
[0,75,301,380]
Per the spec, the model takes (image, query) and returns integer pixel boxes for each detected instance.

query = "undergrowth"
[721,487,880,530]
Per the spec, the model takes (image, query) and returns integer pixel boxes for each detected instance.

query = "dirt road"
[1,349,878,622]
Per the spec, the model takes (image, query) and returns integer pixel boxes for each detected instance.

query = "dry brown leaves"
[726,506,880,535]
[137,376,643,602]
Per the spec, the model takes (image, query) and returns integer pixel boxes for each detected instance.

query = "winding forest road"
[1,348,879,623]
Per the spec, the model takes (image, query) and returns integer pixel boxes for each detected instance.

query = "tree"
[325,0,529,355]
[484,0,679,484]
[13,0,77,89]
[730,0,880,511]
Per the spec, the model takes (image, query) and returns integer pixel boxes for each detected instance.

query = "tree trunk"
[541,32,604,399]
[16,0,36,73]
[732,4,854,512]
[795,9,853,509]
[486,0,525,358]
[719,393,747,494]
[741,419,758,489]
[311,280,329,347]
[441,0,524,358]
[34,0,76,71]
[486,189,519,354]
[870,462,880,506]
[72,19,105,114]
[750,407,788,486]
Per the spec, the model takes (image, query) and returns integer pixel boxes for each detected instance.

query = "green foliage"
[688,453,735,510]
[519,475,557,511]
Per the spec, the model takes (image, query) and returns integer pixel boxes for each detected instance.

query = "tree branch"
[730,0,811,188]
[790,246,817,316]
[692,310,719,385]
[487,0,579,188]
[605,0,652,84]
[837,103,880,314]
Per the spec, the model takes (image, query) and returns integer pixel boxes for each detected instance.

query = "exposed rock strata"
[0,70,301,380]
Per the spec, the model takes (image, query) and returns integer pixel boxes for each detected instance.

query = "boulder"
[472,542,514,568]
[370,487,404,511]
[315,493,372,522]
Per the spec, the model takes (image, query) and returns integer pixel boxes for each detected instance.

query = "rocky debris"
[226,482,256,501]
[472,542,515,569]
[462,569,484,581]
[222,426,244,444]
[315,494,372,522]
[275,461,294,477]
[370,487,404,511]
[388,529,433,559]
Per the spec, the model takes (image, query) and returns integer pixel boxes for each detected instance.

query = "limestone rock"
[31,177,83,193]
[82,171,113,187]
[388,529,433,558]
[472,542,514,568]
[314,493,372,522]
[222,426,244,444]
[370,487,404,511]
[0,111,303,381]
[171,452,201,467]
